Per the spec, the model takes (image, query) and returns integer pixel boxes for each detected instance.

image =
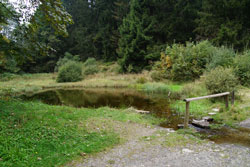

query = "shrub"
[83,58,99,75]
[204,67,238,94]
[56,61,83,83]
[161,41,215,81]
[54,52,80,72]
[136,77,147,84]
[83,58,97,66]
[83,66,99,75]
[207,46,235,70]
[234,51,250,86]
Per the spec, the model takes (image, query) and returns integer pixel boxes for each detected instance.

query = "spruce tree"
[118,0,154,73]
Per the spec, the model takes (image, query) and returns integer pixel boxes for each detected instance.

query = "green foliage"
[136,77,147,84]
[118,0,154,73]
[234,51,250,86]
[83,58,99,76]
[207,47,236,70]
[54,52,80,72]
[196,0,250,50]
[161,41,215,81]
[139,83,170,94]
[204,67,238,94]
[56,61,83,83]
[83,58,97,66]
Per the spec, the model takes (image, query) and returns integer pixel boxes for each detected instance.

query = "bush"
[161,41,215,81]
[83,58,97,66]
[204,67,238,94]
[56,61,83,83]
[234,51,250,86]
[207,46,235,70]
[83,58,99,75]
[54,52,80,72]
[136,77,147,84]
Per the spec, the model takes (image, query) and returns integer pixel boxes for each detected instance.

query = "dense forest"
[1,0,250,73]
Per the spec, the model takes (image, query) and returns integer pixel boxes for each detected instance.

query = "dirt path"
[68,125,250,167]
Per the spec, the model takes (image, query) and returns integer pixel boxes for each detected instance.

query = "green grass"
[173,99,214,118]
[134,82,183,94]
[173,98,250,127]
[0,99,163,167]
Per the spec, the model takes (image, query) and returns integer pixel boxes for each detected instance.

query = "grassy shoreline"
[0,99,164,167]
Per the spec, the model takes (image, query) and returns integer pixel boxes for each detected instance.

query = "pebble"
[208,112,217,116]
[182,148,194,153]
[212,108,220,112]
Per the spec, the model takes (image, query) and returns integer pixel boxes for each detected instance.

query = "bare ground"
[68,125,250,167]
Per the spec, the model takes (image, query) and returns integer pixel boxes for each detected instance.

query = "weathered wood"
[231,91,235,105]
[184,92,230,102]
[225,95,229,109]
[184,101,190,128]
[183,92,232,129]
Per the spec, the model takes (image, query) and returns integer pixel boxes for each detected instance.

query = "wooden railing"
[183,91,235,128]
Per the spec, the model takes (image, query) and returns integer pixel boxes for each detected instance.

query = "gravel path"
[69,125,250,167]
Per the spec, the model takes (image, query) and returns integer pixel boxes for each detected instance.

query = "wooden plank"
[184,92,230,102]
[184,102,190,128]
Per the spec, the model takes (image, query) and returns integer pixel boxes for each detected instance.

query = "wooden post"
[231,91,235,105]
[225,95,229,109]
[184,102,190,128]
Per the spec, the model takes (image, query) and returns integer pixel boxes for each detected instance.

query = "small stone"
[220,153,225,157]
[239,118,250,129]
[212,108,220,112]
[214,149,220,152]
[135,109,150,114]
[165,128,175,133]
[182,148,194,153]
[192,119,210,129]
[202,116,214,122]
[80,152,87,157]
[37,157,42,160]
[208,112,217,116]
[177,124,184,129]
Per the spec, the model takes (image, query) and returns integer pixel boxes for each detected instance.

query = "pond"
[23,88,183,129]
[23,88,250,147]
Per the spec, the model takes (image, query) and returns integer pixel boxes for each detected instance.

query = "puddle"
[22,88,250,147]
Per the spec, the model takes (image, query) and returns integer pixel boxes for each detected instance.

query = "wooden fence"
[183,91,235,128]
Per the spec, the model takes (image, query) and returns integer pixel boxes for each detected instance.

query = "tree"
[196,0,250,50]
[0,0,73,73]
[118,0,154,73]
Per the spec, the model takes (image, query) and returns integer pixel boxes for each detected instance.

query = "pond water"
[23,88,250,147]
[23,88,183,129]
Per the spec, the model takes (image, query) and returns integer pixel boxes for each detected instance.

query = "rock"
[192,119,210,129]
[208,112,217,116]
[202,116,214,122]
[135,109,150,114]
[178,124,184,129]
[80,152,87,157]
[212,108,220,112]
[239,118,250,129]
[182,148,194,153]
[125,107,150,114]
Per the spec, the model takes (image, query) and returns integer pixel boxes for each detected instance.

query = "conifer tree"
[118,0,154,73]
